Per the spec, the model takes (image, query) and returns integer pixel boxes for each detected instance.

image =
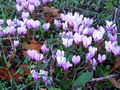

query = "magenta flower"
[62,22,68,30]
[108,33,117,42]
[90,58,97,66]
[54,19,61,27]
[0,19,4,25]
[21,1,28,9]
[41,44,49,53]
[82,36,92,48]
[16,4,22,12]
[7,19,15,26]
[88,46,97,54]
[13,40,19,47]
[32,70,40,80]
[86,52,95,60]
[62,61,72,70]
[105,21,116,31]
[73,33,83,44]
[34,0,40,8]
[39,70,48,82]
[112,46,120,56]
[105,41,113,53]
[56,56,66,67]
[42,23,50,31]
[17,26,27,34]
[66,31,73,39]
[32,20,41,29]
[42,0,47,4]
[92,30,103,42]
[78,25,84,33]
[28,4,35,13]
[22,12,29,19]
[27,49,43,62]
[97,54,106,63]
[56,50,64,57]
[9,26,16,34]
[72,55,81,65]
[62,38,73,48]
[83,17,93,27]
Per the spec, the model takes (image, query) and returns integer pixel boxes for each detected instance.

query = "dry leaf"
[8,52,16,63]
[22,40,42,51]
[22,40,42,57]
[45,13,53,23]
[0,68,21,81]
[43,6,60,18]
[18,64,30,75]
[109,58,120,73]
[109,78,120,88]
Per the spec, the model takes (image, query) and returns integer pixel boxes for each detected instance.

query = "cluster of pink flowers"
[27,44,49,62]
[42,0,52,5]
[53,12,120,67]
[55,50,81,70]
[31,69,48,82]
[55,50,72,70]
[27,49,44,62]
[16,0,40,13]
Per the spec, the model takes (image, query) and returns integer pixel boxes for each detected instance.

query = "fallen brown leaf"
[109,58,120,73]
[22,40,42,51]
[109,78,120,88]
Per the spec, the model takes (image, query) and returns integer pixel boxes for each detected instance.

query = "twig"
[90,74,119,82]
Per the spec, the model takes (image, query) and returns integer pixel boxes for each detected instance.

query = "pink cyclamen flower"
[108,33,117,42]
[72,55,81,65]
[21,1,28,9]
[62,61,72,70]
[9,26,16,34]
[54,19,61,27]
[56,50,64,57]
[56,56,66,67]
[28,4,35,13]
[16,0,21,4]
[42,23,50,31]
[27,49,43,62]
[83,17,93,27]
[73,33,83,44]
[17,26,27,34]
[62,38,73,48]
[90,58,97,66]
[0,19,4,25]
[42,0,47,4]
[41,44,49,53]
[34,0,40,8]
[82,36,92,48]
[13,40,19,47]
[31,70,40,80]
[112,46,120,56]
[105,21,116,31]
[39,70,48,82]
[62,22,68,30]
[105,41,113,53]
[88,46,97,54]
[97,54,106,63]
[86,52,95,61]
[7,19,15,26]
[92,30,103,42]
[16,4,22,12]
[66,31,73,39]
[22,12,29,19]
[31,20,41,29]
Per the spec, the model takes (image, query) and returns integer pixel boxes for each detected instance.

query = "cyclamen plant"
[0,0,120,89]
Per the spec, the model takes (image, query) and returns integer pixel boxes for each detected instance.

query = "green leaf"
[74,72,93,87]
[19,68,24,75]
